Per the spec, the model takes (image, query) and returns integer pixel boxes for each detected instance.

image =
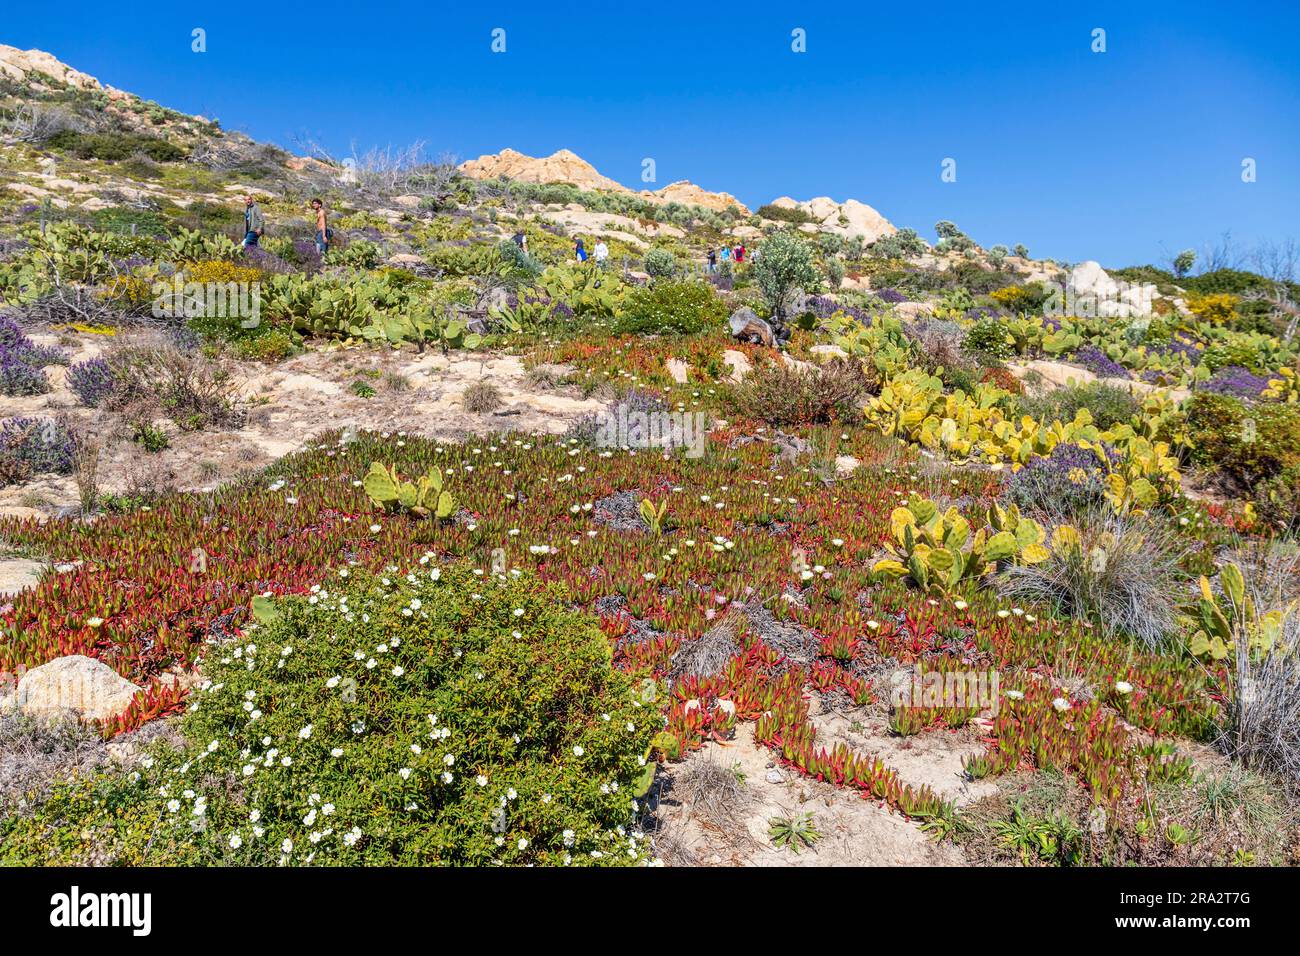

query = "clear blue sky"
[6,2,1298,268]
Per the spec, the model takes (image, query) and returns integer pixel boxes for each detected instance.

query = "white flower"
[229,833,243,849]
[1052,697,1070,712]
[298,724,313,740]
[1006,689,1025,700]
[572,745,584,757]
[476,775,488,787]
[517,838,529,850]
[281,839,293,854]
[392,665,405,677]
[398,767,412,780]
[1115,681,1134,695]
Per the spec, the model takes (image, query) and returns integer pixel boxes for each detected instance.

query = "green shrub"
[753,231,819,324]
[46,129,186,163]
[1255,464,1300,535]
[755,204,820,225]
[614,280,727,335]
[1186,392,1300,489]
[1200,340,1263,374]
[0,567,658,866]
[1017,382,1141,431]
[963,318,1014,359]
[643,248,678,282]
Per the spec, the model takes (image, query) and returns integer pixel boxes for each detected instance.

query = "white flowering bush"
[2,566,658,866]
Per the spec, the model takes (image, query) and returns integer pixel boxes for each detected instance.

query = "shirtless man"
[311,198,330,255]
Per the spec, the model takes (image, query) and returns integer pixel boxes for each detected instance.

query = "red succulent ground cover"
[0,426,1218,815]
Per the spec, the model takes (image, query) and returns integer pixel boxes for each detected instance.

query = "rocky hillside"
[459,147,753,215]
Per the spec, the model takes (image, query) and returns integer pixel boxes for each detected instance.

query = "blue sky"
[6,2,1298,268]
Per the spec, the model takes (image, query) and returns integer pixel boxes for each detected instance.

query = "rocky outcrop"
[765,196,896,244]
[639,180,749,215]
[0,45,108,92]
[458,149,750,214]
[459,148,628,193]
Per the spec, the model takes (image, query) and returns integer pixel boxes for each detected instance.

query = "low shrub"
[0,417,76,485]
[462,380,502,413]
[46,129,186,163]
[1186,392,1300,489]
[732,357,875,426]
[1254,465,1300,535]
[67,357,117,406]
[1071,345,1130,380]
[0,567,658,866]
[1017,382,1141,431]
[1004,442,1112,520]
[614,280,727,336]
[642,248,679,282]
[1198,366,1271,400]
[105,343,240,432]
[997,509,1187,651]
[963,317,1014,359]
[0,354,49,396]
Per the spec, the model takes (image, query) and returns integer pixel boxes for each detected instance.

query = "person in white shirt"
[593,239,609,268]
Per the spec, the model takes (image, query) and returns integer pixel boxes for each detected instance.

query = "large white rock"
[11,655,142,722]
[1067,261,1156,318]
[766,196,897,244]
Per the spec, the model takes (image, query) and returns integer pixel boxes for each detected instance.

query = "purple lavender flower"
[0,353,50,396]
[0,416,75,476]
[68,357,117,407]
[874,287,906,304]
[1072,345,1130,380]
[1198,365,1270,400]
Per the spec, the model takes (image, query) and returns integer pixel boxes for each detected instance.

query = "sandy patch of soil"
[651,723,965,866]
[3,335,607,517]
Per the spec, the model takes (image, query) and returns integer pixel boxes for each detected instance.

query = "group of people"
[239,195,332,256]
[573,237,610,267]
[705,243,751,273]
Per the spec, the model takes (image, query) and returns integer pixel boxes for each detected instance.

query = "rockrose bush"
[2,567,659,866]
[614,280,727,335]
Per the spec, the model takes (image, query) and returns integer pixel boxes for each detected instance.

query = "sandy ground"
[651,722,966,867]
[2,332,605,518]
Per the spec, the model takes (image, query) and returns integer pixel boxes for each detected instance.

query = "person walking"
[593,238,609,269]
[575,238,588,263]
[241,195,265,250]
[734,243,746,264]
[720,244,731,265]
[512,229,528,254]
[311,198,330,256]
[706,246,717,273]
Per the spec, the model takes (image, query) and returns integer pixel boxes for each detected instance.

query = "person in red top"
[734,244,746,263]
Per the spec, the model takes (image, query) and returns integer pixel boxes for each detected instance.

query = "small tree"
[988,244,1009,267]
[643,247,677,282]
[753,232,819,332]
[934,220,964,240]
[1013,243,1029,259]
[1173,248,1196,279]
